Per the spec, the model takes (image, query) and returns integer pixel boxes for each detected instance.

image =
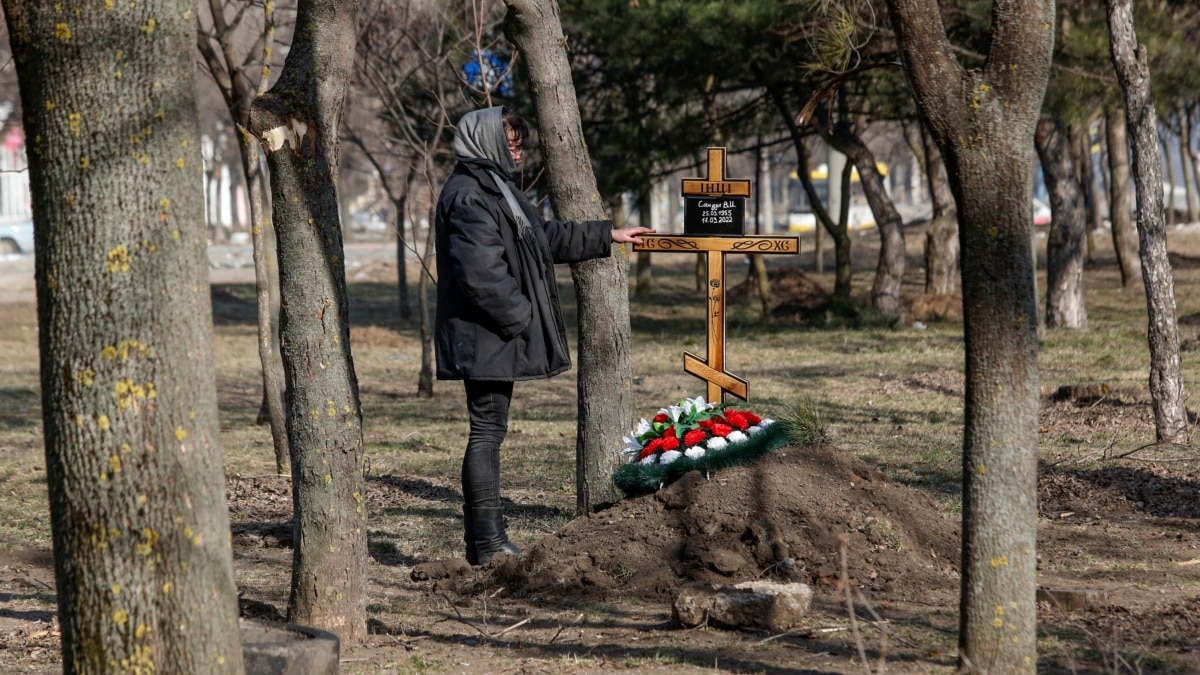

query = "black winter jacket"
[434,161,612,381]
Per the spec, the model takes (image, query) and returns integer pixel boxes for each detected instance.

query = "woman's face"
[505,127,524,164]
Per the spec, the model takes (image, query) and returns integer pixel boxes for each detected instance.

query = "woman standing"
[434,106,651,564]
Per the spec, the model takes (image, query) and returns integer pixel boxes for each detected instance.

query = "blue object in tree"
[462,50,513,97]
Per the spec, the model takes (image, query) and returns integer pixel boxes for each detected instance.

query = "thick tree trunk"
[1107,0,1189,444]
[886,0,1053,670]
[923,125,959,295]
[824,121,906,322]
[504,0,632,512]
[1035,115,1088,329]
[4,0,244,670]
[1106,106,1142,286]
[249,0,367,644]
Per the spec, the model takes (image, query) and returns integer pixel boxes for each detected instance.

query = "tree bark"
[1106,106,1142,286]
[766,84,850,292]
[886,0,1053,671]
[1178,107,1200,223]
[1107,0,1189,443]
[822,120,906,322]
[1035,115,1088,329]
[248,0,367,644]
[923,124,959,295]
[1079,115,1103,263]
[635,190,652,297]
[504,0,632,512]
[198,0,289,473]
[4,0,245,670]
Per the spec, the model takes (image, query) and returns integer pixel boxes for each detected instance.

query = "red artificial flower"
[639,437,665,459]
[710,422,733,438]
[661,436,681,451]
[697,419,713,429]
[683,429,708,447]
[653,413,669,423]
[712,414,728,425]
[724,410,750,431]
[663,426,677,438]
[743,411,762,425]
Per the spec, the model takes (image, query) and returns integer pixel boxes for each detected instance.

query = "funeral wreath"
[612,396,788,496]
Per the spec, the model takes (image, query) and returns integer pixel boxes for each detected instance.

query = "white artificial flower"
[635,418,652,437]
[640,454,658,465]
[707,437,728,452]
[682,396,707,417]
[760,418,775,427]
[748,424,765,436]
[622,435,643,454]
[666,404,684,423]
[659,450,682,464]
[727,430,748,444]
[685,446,706,459]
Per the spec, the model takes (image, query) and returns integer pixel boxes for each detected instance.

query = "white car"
[0,219,33,254]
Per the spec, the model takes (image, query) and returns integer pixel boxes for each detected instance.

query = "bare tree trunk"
[1107,0,1189,444]
[1163,123,1177,228]
[923,124,959,294]
[1035,115,1088,329]
[249,0,367,644]
[5,0,245,669]
[1178,107,1200,223]
[243,136,290,473]
[822,119,906,322]
[505,0,632,512]
[1107,106,1142,286]
[198,0,289,472]
[1079,116,1103,263]
[887,0,1053,670]
[417,171,438,397]
[635,191,652,297]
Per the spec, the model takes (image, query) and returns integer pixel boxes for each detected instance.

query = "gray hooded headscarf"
[453,107,532,240]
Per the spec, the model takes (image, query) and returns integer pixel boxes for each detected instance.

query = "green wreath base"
[612,423,789,498]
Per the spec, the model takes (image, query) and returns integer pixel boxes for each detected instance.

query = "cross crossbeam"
[632,147,800,402]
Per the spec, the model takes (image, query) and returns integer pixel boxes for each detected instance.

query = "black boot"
[463,505,478,565]
[468,506,521,565]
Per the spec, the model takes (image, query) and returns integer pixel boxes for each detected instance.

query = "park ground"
[3,225,1200,673]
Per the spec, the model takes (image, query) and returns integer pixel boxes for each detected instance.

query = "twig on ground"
[754,625,848,645]
[549,613,584,644]
[838,536,871,672]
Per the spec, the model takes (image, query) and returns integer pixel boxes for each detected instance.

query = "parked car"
[0,219,33,254]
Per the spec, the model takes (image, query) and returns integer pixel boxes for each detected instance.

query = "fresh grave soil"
[413,444,961,606]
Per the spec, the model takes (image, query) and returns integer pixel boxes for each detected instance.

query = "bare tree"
[922,123,959,295]
[1106,105,1142,286]
[504,0,633,512]
[1035,114,1088,329]
[1106,0,1189,443]
[885,0,1054,670]
[249,0,367,644]
[197,0,292,473]
[3,0,243,669]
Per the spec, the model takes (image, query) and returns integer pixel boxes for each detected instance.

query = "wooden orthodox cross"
[633,147,800,402]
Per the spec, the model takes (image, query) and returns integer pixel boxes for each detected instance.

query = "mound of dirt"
[483,444,961,604]
[727,268,831,317]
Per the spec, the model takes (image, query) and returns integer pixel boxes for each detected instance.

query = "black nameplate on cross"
[634,147,800,402]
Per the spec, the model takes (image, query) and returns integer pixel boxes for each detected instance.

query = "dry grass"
[4,225,1200,672]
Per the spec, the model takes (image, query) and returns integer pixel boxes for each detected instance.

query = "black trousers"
[462,379,514,509]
